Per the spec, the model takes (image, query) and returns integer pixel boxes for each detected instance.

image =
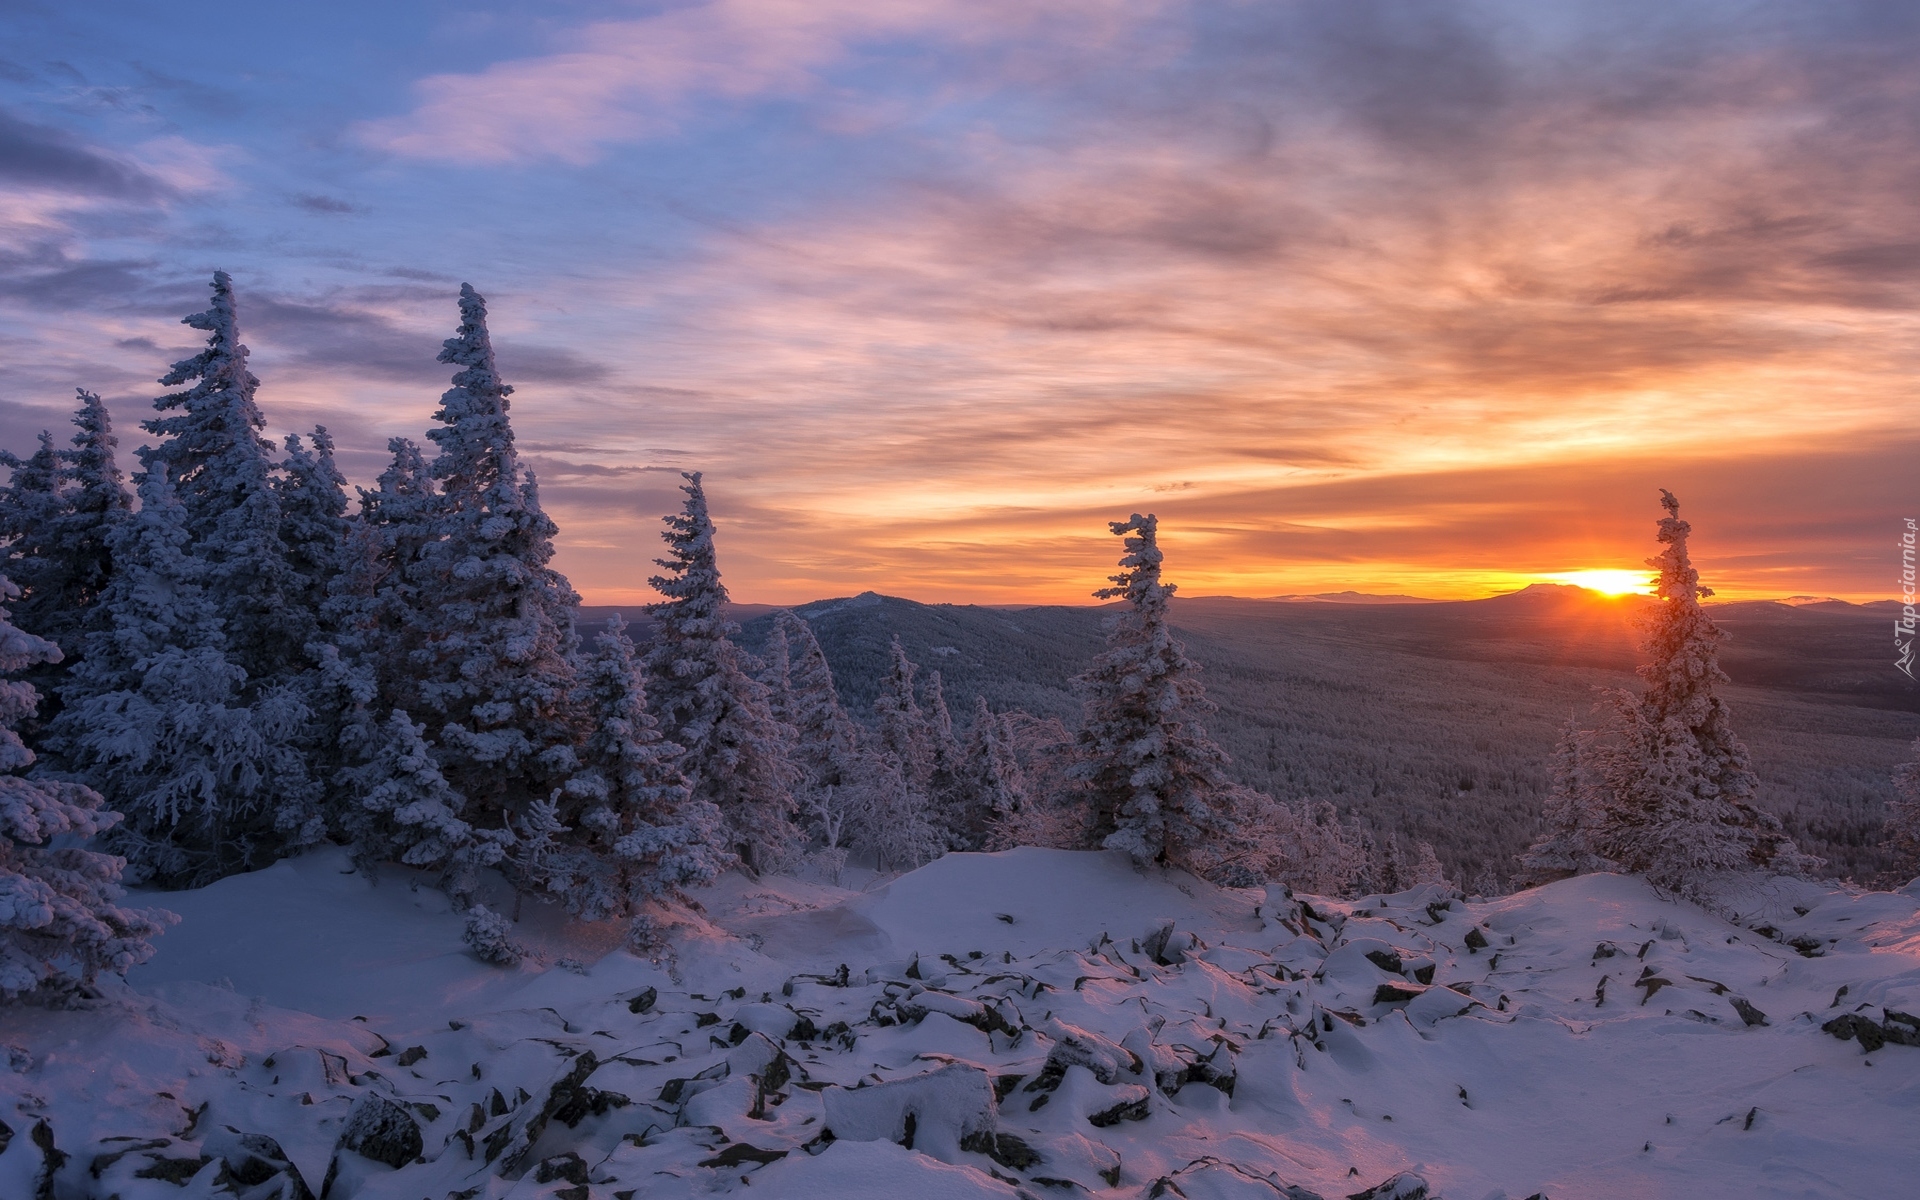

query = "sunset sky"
[1,1,1915,604]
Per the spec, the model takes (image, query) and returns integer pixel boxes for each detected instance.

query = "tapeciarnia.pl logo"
[1899,517,1917,679]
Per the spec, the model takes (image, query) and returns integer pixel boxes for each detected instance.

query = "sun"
[1544,568,1655,596]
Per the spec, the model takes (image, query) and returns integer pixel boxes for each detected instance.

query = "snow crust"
[3,848,1918,1199]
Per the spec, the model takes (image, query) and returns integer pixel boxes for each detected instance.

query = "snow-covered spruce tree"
[922,669,971,847]
[539,616,724,923]
[759,618,794,725]
[1882,736,1920,883]
[339,709,501,905]
[53,469,310,885]
[143,271,311,686]
[43,390,134,668]
[0,575,171,1001]
[775,609,864,797]
[400,285,583,829]
[969,697,1032,851]
[873,636,934,790]
[1586,491,1813,895]
[1072,514,1246,874]
[858,761,947,872]
[275,427,349,626]
[0,431,72,657]
[325,438,437,697]
[645,472,799,871]
[1518,714,1615,884]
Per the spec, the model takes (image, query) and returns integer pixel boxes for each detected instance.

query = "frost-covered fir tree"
[275,427,349,624]
[1072,514,1245,874]
[541,616,724,922]
[759,618,794,725]
[968,698,1032,851]
[645,472,799,871]
[922,669,971,846]
[0,431,71,655]
[44,390,134,666]
[1586,491,1812,895]
[53,469,311,885]
[326,438,437,685]
[0,575,171,1001]
[776,610,863,793]
[0,391,133,695]
[770,610,872,858]
[143,271,310,685]
[1518,714,1615,883]
[340,709,500,905]
[400,285,582,826]
[1882,736,1920,883]
[873,636,934,789]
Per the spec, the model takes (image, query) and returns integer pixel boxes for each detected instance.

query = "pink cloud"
[356,0,1158,164]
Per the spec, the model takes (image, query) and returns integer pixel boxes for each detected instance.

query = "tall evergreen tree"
[51,390,134,654]
[53,469,309,885]
[1072,513,1244,873]
[759,618,794,725]
[143,271,309,685]
[873,636,934,788]
[0,430,70,652]
[402,285,582,827]
[645,472,799,871]
[969,697,1031,851]
[775,610,864,795]
[0,575,171,1000]
[0,391,132,712]
[1586,491,1813,894]
[544,616,725,922]
[327,438,436,681]
[275,426,350,623]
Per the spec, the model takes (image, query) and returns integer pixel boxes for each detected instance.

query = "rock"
[1349,1170,1432,1199]
[628,987,657,1014]
[535,1151,590,1184]
[1823,1010,1920,1052]
[397,1045,428,1067]
[1364,949,1404,974]
[1465,927,1490,952]
[1087,1085,1152,1127]
[960,1128,1042,1170]
[339,1096,423,1169]
[496,1050,602,1177]
[1039,1019,1143,1086]
[822,1063,997,1159]
[1729,997,1768,1027]
[1406,985,1475,1027]
[1140,918,1202,965]
[700,1142,789,1168]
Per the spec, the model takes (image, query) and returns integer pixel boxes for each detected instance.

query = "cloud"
[355,0,1156,164]
[0,108,171,200]
[244,292,609,387]
[293,193,359,215]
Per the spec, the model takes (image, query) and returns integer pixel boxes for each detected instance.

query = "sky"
[0,0,1915,605]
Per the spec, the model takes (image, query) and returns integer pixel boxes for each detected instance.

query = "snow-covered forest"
[1,276,1917,1199]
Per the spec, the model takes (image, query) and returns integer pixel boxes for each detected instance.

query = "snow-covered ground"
[3,847,1917,1199]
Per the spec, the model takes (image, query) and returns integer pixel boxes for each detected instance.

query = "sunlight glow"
[1544,569,1655,596]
